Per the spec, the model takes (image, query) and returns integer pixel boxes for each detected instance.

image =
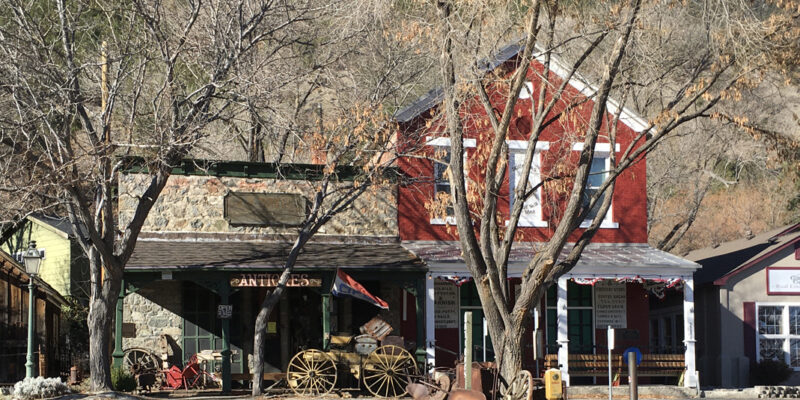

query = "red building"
[395,43,700,387]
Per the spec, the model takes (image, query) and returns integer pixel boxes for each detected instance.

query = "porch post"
[683,276,698,388]
[415,276,427,365]
[322,294,331,350]
[425,273,436,370]
[112,278,126,368]
[557,277,570,386]
[219,282,231,393]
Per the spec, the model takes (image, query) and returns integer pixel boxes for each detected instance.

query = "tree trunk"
[87,256,121,392]
[499,331,524,383]
[251,285,287,395]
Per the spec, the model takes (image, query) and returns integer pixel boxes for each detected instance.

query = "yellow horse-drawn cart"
[286,340,418,398]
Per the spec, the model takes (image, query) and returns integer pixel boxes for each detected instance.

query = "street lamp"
[22,241,42,379]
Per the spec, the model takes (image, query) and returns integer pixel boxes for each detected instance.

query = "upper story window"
[426,137,476,225]
[508,140,549,227]
[433,149,453,217]
[572,143,620,229]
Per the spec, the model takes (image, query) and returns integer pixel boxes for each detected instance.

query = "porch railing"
[544,353,685,378]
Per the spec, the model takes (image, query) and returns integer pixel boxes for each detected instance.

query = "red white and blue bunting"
[437,275,472,286]
[571,276,684,299]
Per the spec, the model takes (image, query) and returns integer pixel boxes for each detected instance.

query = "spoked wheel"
[363,345,418,398]
[286,349,337,396]
[122,348,161,372]
[500,369,533,400]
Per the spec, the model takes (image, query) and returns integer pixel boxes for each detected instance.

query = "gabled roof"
[0,249,68,306]
[28,214,88,240]
[684,223,800,286]
[393,42,650,132]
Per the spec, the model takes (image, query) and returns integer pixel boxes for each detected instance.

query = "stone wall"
[122,281,183,362]
[118,174,397,236]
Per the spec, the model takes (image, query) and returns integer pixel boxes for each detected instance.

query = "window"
[572,143,619,229]
[433,148,454,218]
[756,303,800,368]
[545,281,594,355]
[508,141,549,227]
[12,248,46,263]
[582,156,609,221]
[426,137,476,225]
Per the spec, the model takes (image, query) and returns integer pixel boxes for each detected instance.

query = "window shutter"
[743,301,756,365]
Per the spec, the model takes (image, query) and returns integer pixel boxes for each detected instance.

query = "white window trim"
[572,142,621,152]
[755,302,800,370]
[507,140,550,228]
[12,248,46,263]
[427,137,475,225]
[572,143,619,229]
[425,136,477,148]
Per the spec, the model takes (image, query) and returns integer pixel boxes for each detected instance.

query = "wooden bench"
[544,353,685,379]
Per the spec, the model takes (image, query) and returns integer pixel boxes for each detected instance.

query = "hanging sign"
[217,304,233,319]
[594,280,627,328]
[230,273,322,288]
[435,280,459,329]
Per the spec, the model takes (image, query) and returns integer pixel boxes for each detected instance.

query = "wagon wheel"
[122,348,160,373]
[286,349,337,396]
[500,369,533,400]
[363,345,418,398]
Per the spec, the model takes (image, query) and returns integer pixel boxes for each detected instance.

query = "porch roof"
[402,241,699,278]
[125,232,425,272]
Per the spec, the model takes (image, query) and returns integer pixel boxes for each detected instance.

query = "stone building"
[114,160,426,390]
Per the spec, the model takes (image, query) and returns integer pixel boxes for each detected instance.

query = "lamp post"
[22,241,42,379]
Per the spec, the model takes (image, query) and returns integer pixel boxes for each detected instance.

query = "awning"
[126,233,426,272]
[402,241,699,279]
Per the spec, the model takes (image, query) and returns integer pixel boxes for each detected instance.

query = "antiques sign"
[230,273,322,288]
[767,267,800,294]
[434,280,459,329]
[594,281,627,329]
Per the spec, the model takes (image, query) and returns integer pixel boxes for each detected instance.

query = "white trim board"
[426,137,477,148]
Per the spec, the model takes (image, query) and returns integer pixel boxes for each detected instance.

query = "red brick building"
[394,43,700,387]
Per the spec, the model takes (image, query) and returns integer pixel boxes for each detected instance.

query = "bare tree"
[414,0,800,378]
[0,0,322,391]
[247,3,431,392]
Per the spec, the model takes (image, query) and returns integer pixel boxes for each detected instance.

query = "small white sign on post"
[608,325,615,400]
[608,326,615,350]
